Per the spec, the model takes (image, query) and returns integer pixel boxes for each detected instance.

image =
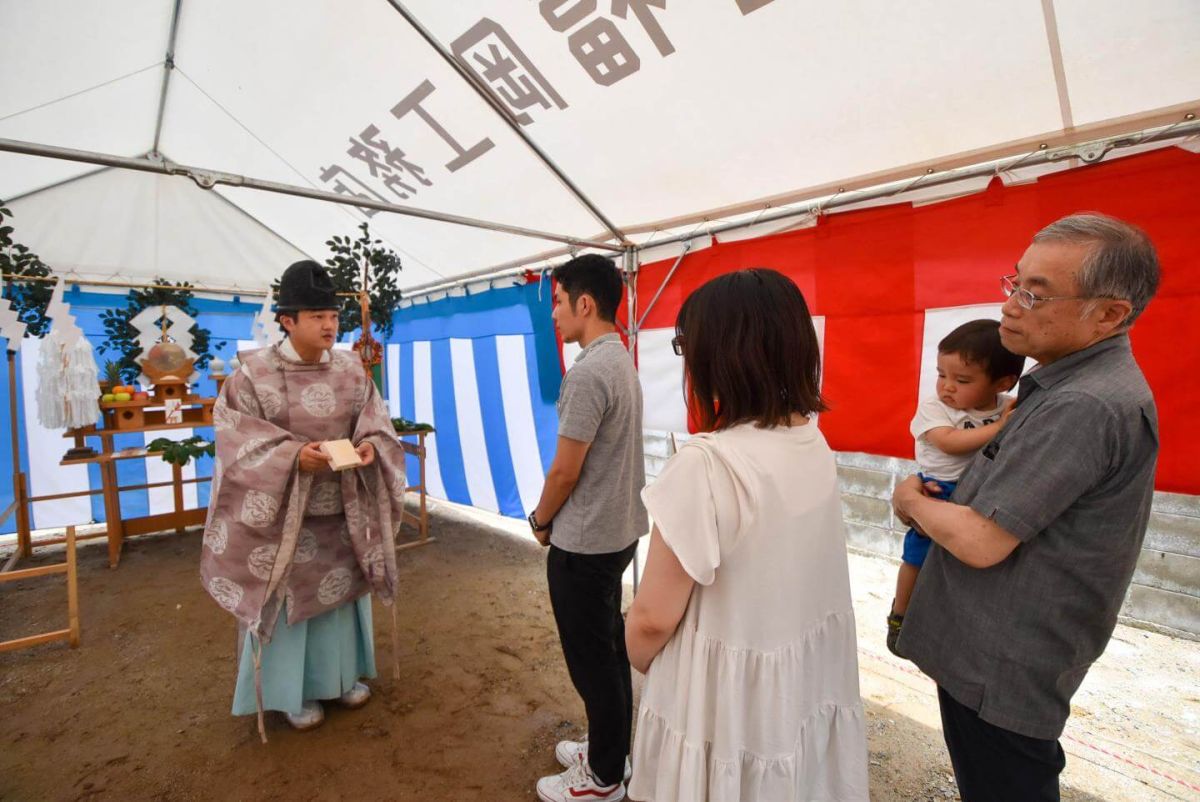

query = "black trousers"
[547,542,637,787]
[938,686,1066,802]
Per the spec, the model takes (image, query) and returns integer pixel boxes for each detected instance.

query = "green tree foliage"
[274,222,403,339]
[0,200,54,338]
[98,281,213,384]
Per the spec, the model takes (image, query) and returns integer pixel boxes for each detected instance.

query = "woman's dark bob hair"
[677,268,826,431]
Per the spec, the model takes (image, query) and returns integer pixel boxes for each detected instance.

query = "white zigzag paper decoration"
[0,294,27,352]
[45,278,83,347]
[253,292,284,347]
[131,305,200,385]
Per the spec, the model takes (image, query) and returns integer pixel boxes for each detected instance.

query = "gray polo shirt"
[899,334,1158,740]
[551,333,649,555]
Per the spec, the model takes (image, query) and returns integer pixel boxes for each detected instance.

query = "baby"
[887,319,1025,657]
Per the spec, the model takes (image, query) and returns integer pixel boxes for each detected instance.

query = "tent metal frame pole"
[636,242,692,331]
[623,246,642,594]
[384,0,629,247]
[151,0,185,156]
[0,137,622,252]
[0,272,268,298]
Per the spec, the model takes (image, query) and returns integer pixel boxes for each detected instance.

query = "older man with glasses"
[892,213,1161,802]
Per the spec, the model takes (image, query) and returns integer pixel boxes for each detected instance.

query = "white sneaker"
[284,700,324,731]
[555,738,632,782]
[537,752,625,802]
[338,681,371,709]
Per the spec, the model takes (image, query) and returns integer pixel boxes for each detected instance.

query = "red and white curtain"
[627,147,1199,494]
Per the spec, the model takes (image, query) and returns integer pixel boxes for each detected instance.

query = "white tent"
[3,0,1198,294]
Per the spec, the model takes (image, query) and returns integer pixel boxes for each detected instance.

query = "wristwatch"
[528,511,551,533]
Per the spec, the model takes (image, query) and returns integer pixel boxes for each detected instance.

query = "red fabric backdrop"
[636,147,1200,494]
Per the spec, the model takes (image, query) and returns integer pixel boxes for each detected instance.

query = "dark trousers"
[547,542,637,787]
[938,686,1066,802]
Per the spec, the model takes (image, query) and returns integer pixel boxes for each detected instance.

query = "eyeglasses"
[1001,275,1090,310]
[671,334,684,356]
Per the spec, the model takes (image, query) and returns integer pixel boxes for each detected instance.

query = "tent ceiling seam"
[150,0,185,155]
[2,165,114,205]
[385,0,629,246]
[0,62,164,125]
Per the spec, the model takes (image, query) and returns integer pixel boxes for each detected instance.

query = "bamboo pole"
[65,525,80,647]
[2,271,269,297]
[7,350,32,560]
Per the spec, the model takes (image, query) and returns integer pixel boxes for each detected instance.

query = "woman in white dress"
[625,268,869,801]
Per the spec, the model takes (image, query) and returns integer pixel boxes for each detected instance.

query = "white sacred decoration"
[44,278,83,347]
[203,518,229,554]
[294,528,319,564]
[317,567,353,605]
[253,292,285,347]
[240,490,280,528]
[130,305,201,385]
[208,577,245,612]
[247,544,279,581]
[0,293,27,352]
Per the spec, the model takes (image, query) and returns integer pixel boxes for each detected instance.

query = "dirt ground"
[2,501,1198,802]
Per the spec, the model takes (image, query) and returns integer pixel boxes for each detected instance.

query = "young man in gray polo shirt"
[529,254,648,802]
[893,213,1161,802]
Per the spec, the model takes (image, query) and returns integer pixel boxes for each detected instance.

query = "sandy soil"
[2,501,1197,801]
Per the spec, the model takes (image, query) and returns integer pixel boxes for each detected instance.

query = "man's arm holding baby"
[893,476,1020,568]
[922,400,1016,455]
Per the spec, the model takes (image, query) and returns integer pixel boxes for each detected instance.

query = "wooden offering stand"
[58,351,219,568]
[96,378,215,431]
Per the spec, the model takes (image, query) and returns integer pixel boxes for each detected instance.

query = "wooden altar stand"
[395,428,434,551]
[1,350,81,653]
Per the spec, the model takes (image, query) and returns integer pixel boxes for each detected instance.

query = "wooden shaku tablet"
[320,439,363,471]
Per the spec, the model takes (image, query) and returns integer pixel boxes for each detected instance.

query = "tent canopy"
[3,1,1198,292]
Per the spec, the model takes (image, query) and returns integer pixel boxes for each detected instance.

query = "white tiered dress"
[629,422,869,801]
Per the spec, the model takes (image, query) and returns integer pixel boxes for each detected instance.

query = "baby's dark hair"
[938,319,1025,381]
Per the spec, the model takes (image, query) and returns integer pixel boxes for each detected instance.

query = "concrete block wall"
[643,431,1200,640]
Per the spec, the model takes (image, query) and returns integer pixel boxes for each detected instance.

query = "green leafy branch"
[97,280,213,384]
[274,222,404,340]
[0,200,54,338]
[392,417,433,433]
[147,435,215,467]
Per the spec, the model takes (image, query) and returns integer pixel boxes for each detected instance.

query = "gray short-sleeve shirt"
[552,333,649,554]
[899,335,1158,740]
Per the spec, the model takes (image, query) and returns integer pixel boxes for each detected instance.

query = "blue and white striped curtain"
[0,282,561,534]
[385,283,560,519]
[0,288,260,534]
